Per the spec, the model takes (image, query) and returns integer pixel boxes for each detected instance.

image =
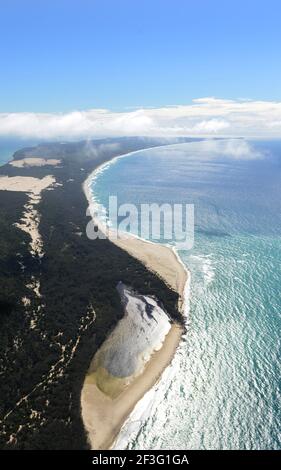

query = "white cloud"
[1,97,281,140]
[192,118,230,133]
[201,139,264,159]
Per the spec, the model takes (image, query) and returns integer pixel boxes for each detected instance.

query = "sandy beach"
[81,159,189,450]
[81,323,183,450]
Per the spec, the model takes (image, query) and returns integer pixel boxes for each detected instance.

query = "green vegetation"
[0,137,186,449]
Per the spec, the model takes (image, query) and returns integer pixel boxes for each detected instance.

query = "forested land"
[0,137,189,449]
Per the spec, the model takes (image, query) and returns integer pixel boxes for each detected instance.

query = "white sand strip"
[0,175,56,256]
[81,155,189,450]
[9,158,61,168]
[0,175,56,194]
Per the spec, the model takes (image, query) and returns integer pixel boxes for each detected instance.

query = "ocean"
[90,139,281,450]
[0,137,37,166]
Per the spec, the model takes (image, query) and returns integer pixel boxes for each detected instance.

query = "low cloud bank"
[1,97,281,140]
[202,139,265,160]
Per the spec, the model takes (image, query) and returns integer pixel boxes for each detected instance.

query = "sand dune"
[9,158,61,168]
[81,169,189,450]
[0,175,56,194]
[0,175,57,257]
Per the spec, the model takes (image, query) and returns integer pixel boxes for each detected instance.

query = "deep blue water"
[0,137,36,166]
[91,139,281,449]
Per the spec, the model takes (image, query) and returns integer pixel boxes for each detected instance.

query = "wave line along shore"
[81,146,190,450]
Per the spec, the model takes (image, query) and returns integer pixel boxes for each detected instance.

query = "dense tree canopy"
[0,137,186,449]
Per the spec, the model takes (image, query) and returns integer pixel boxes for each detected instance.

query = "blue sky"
[1,0,281,112]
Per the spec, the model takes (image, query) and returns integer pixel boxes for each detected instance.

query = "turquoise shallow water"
[91,139,281,449]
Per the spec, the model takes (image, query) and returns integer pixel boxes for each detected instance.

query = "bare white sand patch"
[26,277,41,298]
[0,175,56,257]
[15,195,44,257]
[10,158,61,168]
[82,166,189,450]
[22,297,31,307]
[89,284,172,398]
[24,277,42,329]
[0,175,56,194]
[81,322,183,450]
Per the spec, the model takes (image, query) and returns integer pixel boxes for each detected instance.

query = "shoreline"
[81,147,190,450]
[82,146,189,309]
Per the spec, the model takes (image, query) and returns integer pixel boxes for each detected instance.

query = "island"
[0,137,191,449]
